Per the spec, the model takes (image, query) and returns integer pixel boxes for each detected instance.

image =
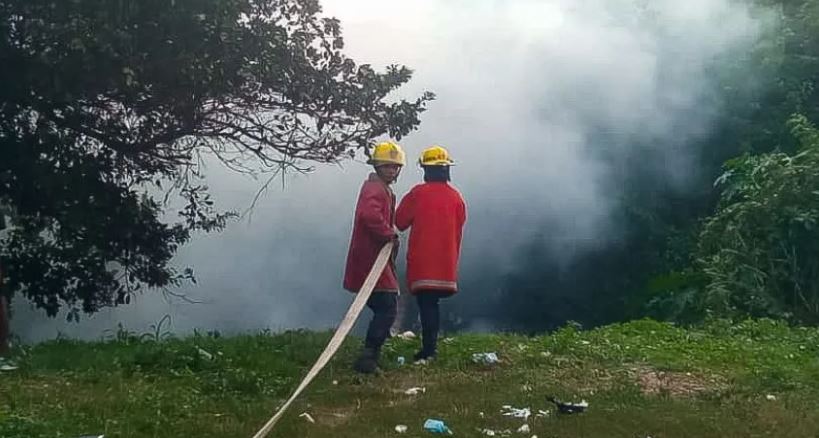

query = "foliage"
[695,115,819,323]
[0,0,433,318]
[535,0,819,328]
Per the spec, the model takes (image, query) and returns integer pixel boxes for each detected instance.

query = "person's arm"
[359,185,396,243]
[396,189,416,231]
[459,194,467,228]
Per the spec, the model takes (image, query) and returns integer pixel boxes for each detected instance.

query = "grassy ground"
[2,319,819,437]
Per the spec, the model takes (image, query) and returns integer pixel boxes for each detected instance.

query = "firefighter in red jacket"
[344,141,405,374]
[396,146,466,362]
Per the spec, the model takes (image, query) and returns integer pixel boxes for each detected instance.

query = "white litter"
[472,352,500,365]
[517,424,530,434]
[196,347,214,361]
[536,410,551,417]
[299,412,315,423]
[481,429,496,436]
[397,331,416,340]
[766,394,777,401]
[395,424,408,433]
[332,380,338,385]
[501,405,531,420]
[405,387,426,395]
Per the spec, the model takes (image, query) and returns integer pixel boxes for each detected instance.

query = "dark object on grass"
[547,396,589,414]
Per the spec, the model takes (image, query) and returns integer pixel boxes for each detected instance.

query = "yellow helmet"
[368,141,406,166]
[419,145,454,166]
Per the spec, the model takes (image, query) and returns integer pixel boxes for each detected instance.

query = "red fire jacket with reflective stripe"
[396,182,466,294]
[343,173,399,293]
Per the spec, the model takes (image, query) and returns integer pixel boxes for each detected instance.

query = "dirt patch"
[532,366,620,395]
[633,367,727,397]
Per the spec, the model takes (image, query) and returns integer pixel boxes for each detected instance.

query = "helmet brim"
[419,161,455,167]
[369,159,405,166]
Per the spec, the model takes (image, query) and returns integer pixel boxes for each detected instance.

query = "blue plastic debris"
[423,419,453,434]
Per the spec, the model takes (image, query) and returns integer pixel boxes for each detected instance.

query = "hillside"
[2,319,819,437]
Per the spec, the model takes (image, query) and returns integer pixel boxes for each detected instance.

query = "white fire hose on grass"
[251,241,394,438]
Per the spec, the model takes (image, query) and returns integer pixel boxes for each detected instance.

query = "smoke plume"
[15,0,768,341]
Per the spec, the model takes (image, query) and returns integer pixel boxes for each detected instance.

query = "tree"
[0,0,434,319]
[695,115,819,324]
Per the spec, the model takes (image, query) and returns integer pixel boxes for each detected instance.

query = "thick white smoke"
[15,0,768,341]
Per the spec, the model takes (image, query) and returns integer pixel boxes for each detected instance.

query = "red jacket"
[396,182,466,294]
[343,173,399,293]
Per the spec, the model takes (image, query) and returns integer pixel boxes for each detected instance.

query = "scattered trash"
[517,424,530,434]
[332,380,338,385]
[521,384,533,392]
[479,411,485,418]
[547,396,588,414]
[197,347,214,361]
[0,363,18,372]
[397,331,417,340]
[478,428,513,436]
[299,412,316,423]
[423,419,453,435]
[540,351,552,358]
[414,358,431,366]
[395,424,408,433]
[405,387,426,395]
[501,405,531,420]
[536,410,551,418]
[472,352,499,365]
[397,356,406,366]
[442,337,455,344]
[766,394,777,401]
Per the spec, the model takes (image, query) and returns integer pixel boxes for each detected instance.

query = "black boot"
[353,347,380,374]
[413,349,436,363]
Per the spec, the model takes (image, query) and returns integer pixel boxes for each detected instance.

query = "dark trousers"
[364,292,397,352]
[416,290,451,355]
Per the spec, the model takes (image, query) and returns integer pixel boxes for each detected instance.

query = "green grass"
[2,319,819,437]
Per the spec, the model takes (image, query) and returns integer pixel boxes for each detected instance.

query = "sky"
[14,0,768,342]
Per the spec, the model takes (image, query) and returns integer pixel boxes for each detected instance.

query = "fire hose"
[251,241,394,438]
